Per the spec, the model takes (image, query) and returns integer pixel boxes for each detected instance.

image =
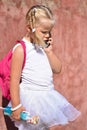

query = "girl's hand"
[44,37,53,53]
[43,37,62,73]
[12,105,25,121]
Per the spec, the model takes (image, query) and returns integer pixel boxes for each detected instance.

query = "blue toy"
[0,106,39,124]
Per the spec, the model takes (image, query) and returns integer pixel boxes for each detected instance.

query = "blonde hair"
[26,5,54,46]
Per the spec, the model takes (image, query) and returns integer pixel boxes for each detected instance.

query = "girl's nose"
[45,32,51,38]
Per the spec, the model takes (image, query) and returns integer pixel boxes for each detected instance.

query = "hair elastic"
[32,28,36,32]
[11,104,22,111]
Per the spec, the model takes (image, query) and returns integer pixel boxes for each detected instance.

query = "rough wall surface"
[0,0,87,130]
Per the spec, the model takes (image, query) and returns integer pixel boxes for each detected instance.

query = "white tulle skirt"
[10,88,81,130]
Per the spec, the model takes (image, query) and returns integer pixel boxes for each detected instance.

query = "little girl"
[9,5,81,130]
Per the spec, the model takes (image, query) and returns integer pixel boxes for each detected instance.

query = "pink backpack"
[0,41,26,100]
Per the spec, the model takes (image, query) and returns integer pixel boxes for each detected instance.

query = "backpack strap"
[16,40,26,69]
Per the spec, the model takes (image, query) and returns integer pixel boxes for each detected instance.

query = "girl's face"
[35,18,54,41]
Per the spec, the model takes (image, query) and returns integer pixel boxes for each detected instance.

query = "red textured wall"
[0,0,87,130]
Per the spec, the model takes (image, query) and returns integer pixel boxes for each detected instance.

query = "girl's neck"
[24,36,31,42]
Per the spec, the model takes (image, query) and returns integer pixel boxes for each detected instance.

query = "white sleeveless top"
[20,38,54,91]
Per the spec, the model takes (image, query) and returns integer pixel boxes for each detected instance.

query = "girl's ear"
[26,24,32,32]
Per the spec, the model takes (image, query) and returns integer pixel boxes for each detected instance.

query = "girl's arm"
[10,45,25,120]
[45,49,62,74]
[44,38,62,74]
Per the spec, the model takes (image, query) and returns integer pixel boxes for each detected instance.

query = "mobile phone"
[44,33,51,48]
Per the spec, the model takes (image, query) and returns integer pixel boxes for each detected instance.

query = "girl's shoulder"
[12,43,24,54]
